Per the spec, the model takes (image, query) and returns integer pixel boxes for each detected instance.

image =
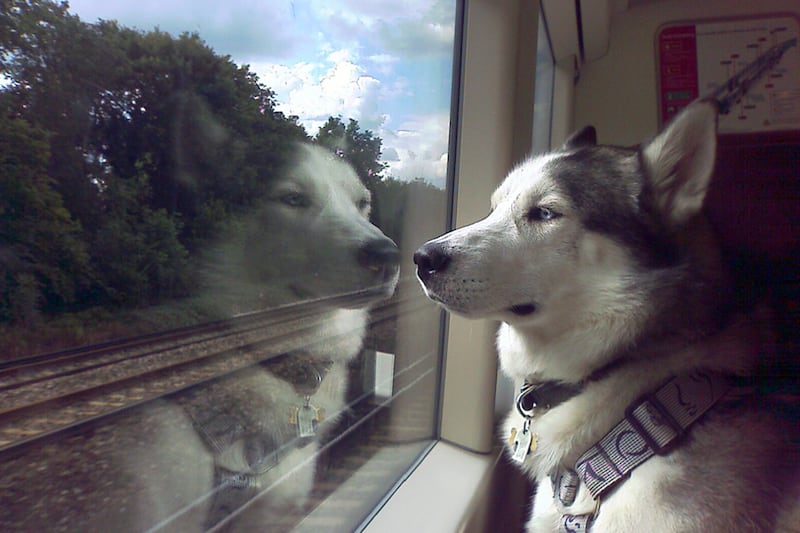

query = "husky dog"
[207,142,400,360]
[414,100,799,532]
[88,144,400,531]
[161,143,402,528]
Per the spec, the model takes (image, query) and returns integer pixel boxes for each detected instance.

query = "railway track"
[0,303,335,398]
[0,285,424,456]
[0,284,405,386]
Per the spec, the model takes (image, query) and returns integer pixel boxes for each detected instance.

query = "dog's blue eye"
[281,192,310,208]
[528,206,558,222]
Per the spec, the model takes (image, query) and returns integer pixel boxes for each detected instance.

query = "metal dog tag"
[296,405,317,438]
[510,420,536,464]
[290,400,324,439]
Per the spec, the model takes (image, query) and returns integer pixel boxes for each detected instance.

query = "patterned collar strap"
[557,371,733,532]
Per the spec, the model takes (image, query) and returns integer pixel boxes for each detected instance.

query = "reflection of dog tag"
[511,422,536,464]
[292,404,322,438]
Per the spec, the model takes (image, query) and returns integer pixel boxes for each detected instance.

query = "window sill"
[361,441,499,533]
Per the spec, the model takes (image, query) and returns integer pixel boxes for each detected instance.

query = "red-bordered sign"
[657,15,800,133]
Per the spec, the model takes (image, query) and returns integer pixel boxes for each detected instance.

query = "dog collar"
[553,370,733,532]
[514,355,641,421]
[509,380,583,464]
[181,351,334,528]
[516,380,584,418]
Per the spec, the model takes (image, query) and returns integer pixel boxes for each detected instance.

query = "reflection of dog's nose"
[358,239,401,272]
[413,243,450,282]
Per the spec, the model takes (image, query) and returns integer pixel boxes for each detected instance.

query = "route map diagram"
[658,15,800,133]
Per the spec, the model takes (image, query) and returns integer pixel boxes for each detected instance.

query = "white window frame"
[361,0,581,530]
[361,0,800,529]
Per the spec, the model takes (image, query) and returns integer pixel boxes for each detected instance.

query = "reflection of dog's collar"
[262,351,333,397]
[182,351,334,529]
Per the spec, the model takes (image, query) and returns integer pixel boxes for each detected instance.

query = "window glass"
[532,11,555,154]
[495,7,554,420]
[0,1,455,530]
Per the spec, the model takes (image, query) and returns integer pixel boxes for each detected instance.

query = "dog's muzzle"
[359,238,401,280]
[414,240,537,317]
[413,242,450,283]
[335,237,400,309]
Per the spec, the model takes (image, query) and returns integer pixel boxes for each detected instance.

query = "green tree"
[314,116,387,224]
[1,0,308,317]
[90,163,189,307]
[0,114,90,322]
[85,25,307,246]
[314,116,386,188]
[1,1,115,232]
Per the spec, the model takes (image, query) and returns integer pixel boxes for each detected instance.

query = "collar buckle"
[516,381,583,419]
[515,383,540,418]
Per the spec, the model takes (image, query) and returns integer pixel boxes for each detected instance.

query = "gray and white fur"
[415,100,800,532]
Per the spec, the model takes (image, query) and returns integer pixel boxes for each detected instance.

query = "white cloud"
[68,0,303,59]
[381,146,400,162]
[316,0,456,58]
[251,48,388,135]
[366,54,400,76]
[380,112,450,185]
[253,52,450,186]
[66,0,457,188]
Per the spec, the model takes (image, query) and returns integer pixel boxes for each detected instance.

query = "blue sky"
[65,0,457,186]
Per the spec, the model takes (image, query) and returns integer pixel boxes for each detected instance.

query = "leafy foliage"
[0,114,90,323]
[315,116,386,187]
[0,0,439,338]
[315,116,389,224]
[0,0,310,321]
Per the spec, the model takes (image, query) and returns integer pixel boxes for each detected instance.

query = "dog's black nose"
[358,238,400,272]
[413,242,450,281]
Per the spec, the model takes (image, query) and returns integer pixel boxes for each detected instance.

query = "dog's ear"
[641,99,718,227]
[562,126,597,150]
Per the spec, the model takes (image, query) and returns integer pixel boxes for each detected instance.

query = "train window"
[493,3,556,423]
[532,11,555,155]
[0,0,456,530]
